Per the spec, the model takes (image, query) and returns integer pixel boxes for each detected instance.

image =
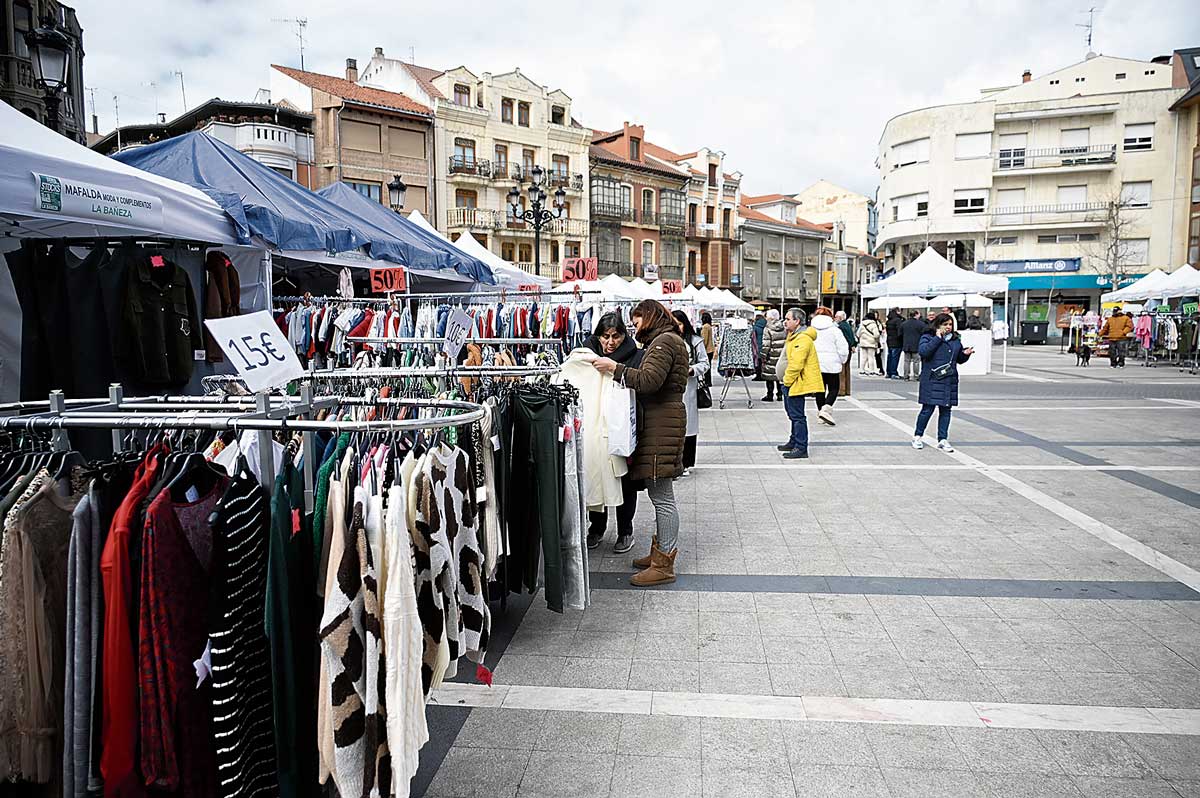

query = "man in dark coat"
[885,309,904,378]
[900,311,927,381]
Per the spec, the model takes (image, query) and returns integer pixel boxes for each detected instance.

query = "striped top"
[208,468,279,798]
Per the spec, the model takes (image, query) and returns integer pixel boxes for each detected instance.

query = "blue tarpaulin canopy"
[114,132,492,283]
[316,182,493,284]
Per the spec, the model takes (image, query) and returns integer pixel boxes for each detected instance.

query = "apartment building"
[589,123,689,280]
[1171,47,1200,266]
[356,49,591,280]
[270,62,433,215]
[736,199,828,308]
[876,53,1192,309]
[792,180,879,255]
[90,98,316,187]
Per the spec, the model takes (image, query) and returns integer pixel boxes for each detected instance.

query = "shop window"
[501,98,513,124]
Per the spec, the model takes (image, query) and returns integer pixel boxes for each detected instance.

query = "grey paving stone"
[493,655,569,688]
[532,711,622,754]
[1169,780,1200,797]
[627,658,700,692]
[618,714,703,758]
[632,632,699,661]
[516,751,615,797]
[865,724,971,771]
[557,657,631,690]
[641,590,700,611]
[756,610,825,638]
[698,633,767,663]
[609,754,702,798]
[838,665,926,699]
[637,609,699,635]
[780,720,876,766]
[702,717,789,763]
[827,637,904,667]
[1034,730,1154,778]
[698,591,758,612]
[571,630,637,660]
[754,592,817,614]
[816,611,890,639]
[881,766,989,797]
[911,666,1005,702]
[787,764,891,798]
[454,708,546,750]
[949,728,1065,775]
[975,772,1085,798]
[1120,734,1200,780]
[762,635,836,665]
[924,596,1000,618]
[767,662,847,697]
[425,746,529,798]
[577,609,636,632]
[700,661,774,695]
[1070,776,1186,797]
[810,594,876,614]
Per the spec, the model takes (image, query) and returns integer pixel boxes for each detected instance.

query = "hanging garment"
[1134,314,1153,348]
[560,409,588,610]
[63,484,103,798]
[116,249,204,388]
[207,466,279,798]
[555,348,628,511]
[407,451,451,696]
[203,250,242,363]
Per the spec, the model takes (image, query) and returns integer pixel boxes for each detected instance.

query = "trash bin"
[1020,321,1048,344]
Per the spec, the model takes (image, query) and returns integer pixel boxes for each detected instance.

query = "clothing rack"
[400,289,599,301]
[347,336,564,346]
[275,294,395,305]
[305,365,561,379]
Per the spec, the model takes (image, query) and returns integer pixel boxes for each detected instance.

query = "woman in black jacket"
[885,309,904,378]
[585,312,643,554]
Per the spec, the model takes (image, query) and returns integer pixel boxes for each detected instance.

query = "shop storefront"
[1006,272,1148,343]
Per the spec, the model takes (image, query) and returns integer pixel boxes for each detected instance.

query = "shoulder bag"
[929,338,955,380]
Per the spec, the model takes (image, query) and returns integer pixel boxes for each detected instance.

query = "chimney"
[1022,69,1032,83]
[346,58,358,82]
[157,112,166,124]
[374,47,384,57]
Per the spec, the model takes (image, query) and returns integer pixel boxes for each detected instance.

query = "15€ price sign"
[204,311,304,392]
[442,307,474,360]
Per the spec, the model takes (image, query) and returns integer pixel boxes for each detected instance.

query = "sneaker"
[782,448,809,459]
[776,443,793,452]
[911,437,925,450]
[587,532,603,550]
[613,534,635,554]
[818,408,835,426]
[937,440,955,452]
[681,468,691,477]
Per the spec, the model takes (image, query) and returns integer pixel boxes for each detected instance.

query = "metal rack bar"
[347,336,563,345]
[304,365,561,379]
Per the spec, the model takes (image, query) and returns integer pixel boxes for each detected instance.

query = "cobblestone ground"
[416,346,1200,798]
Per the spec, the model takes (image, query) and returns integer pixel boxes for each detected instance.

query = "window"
[1074,77,1085,83]
[642,241,654,265]
[494,144,508,168]
[660,189,686,225]
[454,190,477,208]
[1123,123,1153,151]
[1193,153,1200,204]
[561,201,571,217]
[629,137,641,160]
[453,84,470,106]
[620,185,632,211]
[501,98,513,123]
[955,132,991,159]
[1188,217,1199,264]
[995,188,1026,212]
[501,242,515,261]
[706,206,715,224]
[550,105,565,125]
[997,132,1028,169]
[985,236,1017,246]
[453,138,475,163]
[517,101,530,127]
[1056,184,1087,206]
[404,185,427,214]
[953,189,987,215]
[1121,238,1150,265]
[708,164,718,184]
[916,199,928,218]
[688,204,698,225]
[1115,72,1127,79]
[347,180,382,202]
[1050,79,1060,85]
[550,241,559,263]
[518,243,533,262]
[552,154,569,176]
[893,192,928,221]
[388,127,425,158]
[1037,234,1058,244]
[1145,69,1156,76]
[1121,181,1152,208]
[522,148,535,172]
[891,137,930,169]
[13,3,31,57]
[341,119,381,152]
[566,241,581,258]
[270,166,293,179]
[641,189,654,217]
[1060,127,1089,156]
[892,205,899,223]
[1039,233,1097,244]
[1078,233,1098,242]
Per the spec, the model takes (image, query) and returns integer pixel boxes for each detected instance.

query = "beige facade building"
[876,53,1192,308]
[356,49,591,281]
[792,179,879,255]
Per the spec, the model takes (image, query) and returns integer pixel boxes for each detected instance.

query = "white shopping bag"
[606,385,637,458]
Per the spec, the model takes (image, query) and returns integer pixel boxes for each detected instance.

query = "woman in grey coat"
[759,309,788,402]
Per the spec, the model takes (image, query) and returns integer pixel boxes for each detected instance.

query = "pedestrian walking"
[900,310,926,381]
[911,312,973,453]
[700,312,716,385]
[885,308,904,378]
[673,310,709,476]
[759,309,787,402]
[1099,310,1133,368]
[778,308,823,459]
[752,311,767,378]
[856,311,883,375]
[811,307,849,426]
[592,299,689,586]
[584,312,643,554]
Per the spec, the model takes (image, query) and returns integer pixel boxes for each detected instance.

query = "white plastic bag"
[606,385,637,457]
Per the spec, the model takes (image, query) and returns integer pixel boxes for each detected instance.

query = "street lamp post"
[23,15,72,135]
[508,165,565,278]
[386,175,407,212]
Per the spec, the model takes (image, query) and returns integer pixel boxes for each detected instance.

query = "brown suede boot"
[632,536,658,569]
[630,546,677,587]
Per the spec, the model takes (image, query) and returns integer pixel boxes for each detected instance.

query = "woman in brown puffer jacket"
[593,299,689,586]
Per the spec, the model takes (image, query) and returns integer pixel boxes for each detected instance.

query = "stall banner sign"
[204,311,304,392]
[1025,304,1050,322]
[368,267,407,294]
[821,270,837,293]
[643,263,660,281]
[1183,301,1199,315]
[516,284,543,293]
[661,279,683,295]
[1056,304,1085,329]
[34,172,162,228]
[442,307,474,360]
[562,257,598,282]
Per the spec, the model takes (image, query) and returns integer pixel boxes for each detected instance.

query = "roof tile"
[272,64,431,115]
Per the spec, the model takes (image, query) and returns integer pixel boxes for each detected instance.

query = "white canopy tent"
[867,295,928,310]
[929,293,992,308]
[1157,265,1200,299]
[407,210,551,290]
[862,247,1009,373]
[1101,268,1168,303]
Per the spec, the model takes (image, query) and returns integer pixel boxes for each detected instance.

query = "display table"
[959,330,992,375]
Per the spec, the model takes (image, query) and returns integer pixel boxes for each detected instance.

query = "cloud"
[76,0,1199,196]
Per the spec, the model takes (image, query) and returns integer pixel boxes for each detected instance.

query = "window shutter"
[1056,185,1087,205]
[1121,182,1151,207]
[954,132,991,159]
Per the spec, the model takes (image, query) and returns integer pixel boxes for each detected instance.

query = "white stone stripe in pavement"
[999,371,1057,382]
[1153,398,1200,407]
[692,464,1200,471]
[429,683,1200,736]
[845,395,1200,594]
[707,404,1199,412]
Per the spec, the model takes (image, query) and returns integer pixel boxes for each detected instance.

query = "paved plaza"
[416,346,1200,798]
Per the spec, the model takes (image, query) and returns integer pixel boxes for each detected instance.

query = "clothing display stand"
[717,373,755,409]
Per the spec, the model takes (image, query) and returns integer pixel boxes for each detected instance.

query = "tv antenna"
[272,17,308,71]
[172,70,188,112]
[1077,7,1096,52]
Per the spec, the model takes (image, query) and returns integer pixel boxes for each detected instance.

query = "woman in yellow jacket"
[779,308,824,459]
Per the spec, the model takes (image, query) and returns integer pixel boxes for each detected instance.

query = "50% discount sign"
[204,311,305,392]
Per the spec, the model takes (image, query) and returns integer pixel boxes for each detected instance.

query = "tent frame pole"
[1003,288,1009,375]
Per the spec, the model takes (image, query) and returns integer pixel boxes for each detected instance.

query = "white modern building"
[876,53,1192,310]
[355,48,591,281]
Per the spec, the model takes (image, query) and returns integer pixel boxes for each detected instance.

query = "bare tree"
[1082,187,1138,292]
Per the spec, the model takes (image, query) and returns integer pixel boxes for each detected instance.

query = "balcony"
[660,213,687,232]
[550,217,590,237]
[592,203,636,223]
[491,162,513,181]
[743,246,761,260]
[687,224,719,239]
[547,171,585,191]
[989,202,1108,228]
[597,259,634,277]
[657,264,684,281]
[994,144,1116,175]
[449,156,491,179]
[766,249,783,263]
[447,207,501,230]
[638,209,658,226]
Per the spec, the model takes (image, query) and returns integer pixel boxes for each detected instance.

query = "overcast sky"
[77,0,1198,198]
